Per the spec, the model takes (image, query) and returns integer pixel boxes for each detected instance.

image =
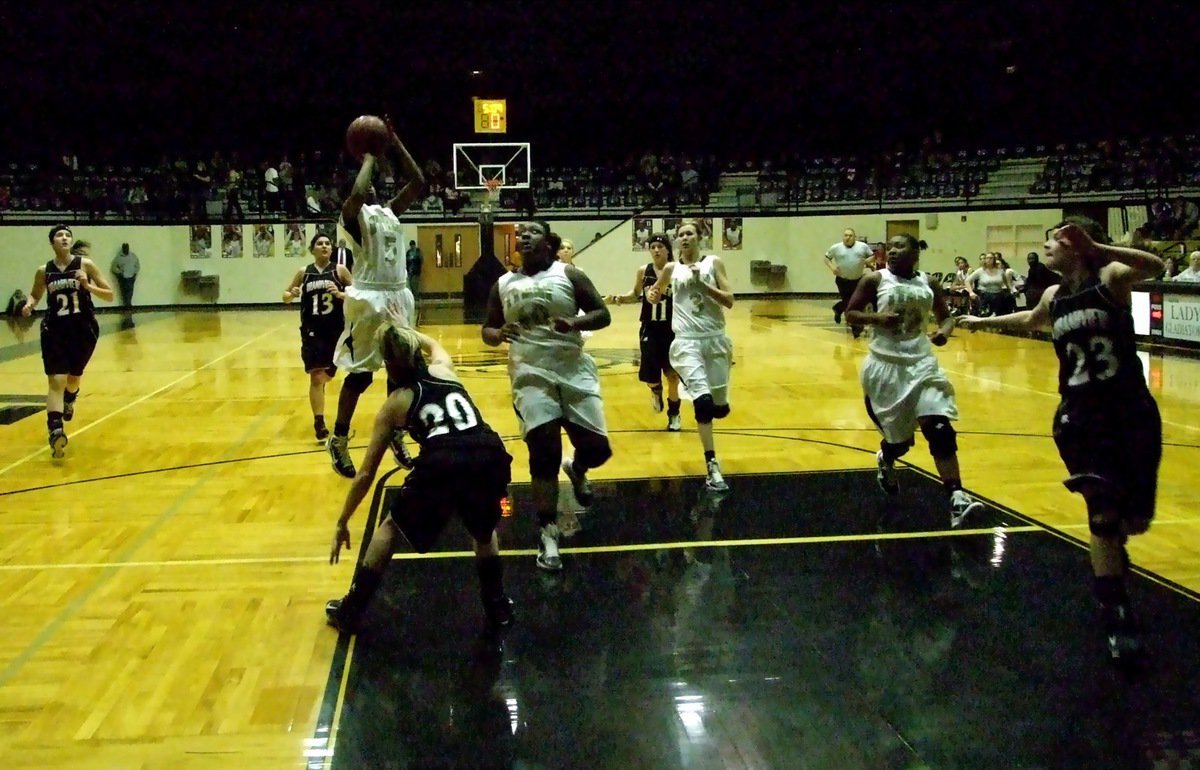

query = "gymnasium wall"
[0,208,1064,307]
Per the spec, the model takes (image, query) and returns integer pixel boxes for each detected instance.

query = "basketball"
[345,115,389,161]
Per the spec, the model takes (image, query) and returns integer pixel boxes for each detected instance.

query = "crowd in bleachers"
[2,132,1199,222]
[1031,135,1200,198]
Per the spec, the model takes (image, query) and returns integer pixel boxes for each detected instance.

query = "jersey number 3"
[1065,336,1118,387]
[418,392,479,437]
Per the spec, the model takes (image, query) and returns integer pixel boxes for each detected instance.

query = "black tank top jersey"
[1049,276,1147,398]
[639,262,673,325]
[404,373,502,450]
[43,257,95,327]
[299,263,345,337]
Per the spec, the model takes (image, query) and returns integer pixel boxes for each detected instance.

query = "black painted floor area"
[327,471,1200,770]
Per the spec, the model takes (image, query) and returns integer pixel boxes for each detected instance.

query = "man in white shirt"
[824,228,874,337]
[1171,250,1200,282]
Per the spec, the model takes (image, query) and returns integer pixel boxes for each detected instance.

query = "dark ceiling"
[3,1,1197,165]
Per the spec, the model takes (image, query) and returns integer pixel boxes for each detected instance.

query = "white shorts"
[510,352,607,438]
[669,334,732,405]
[860,353,958,444]
[333,286,414,373]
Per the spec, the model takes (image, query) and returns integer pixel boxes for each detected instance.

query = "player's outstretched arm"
[958,285,1056,332]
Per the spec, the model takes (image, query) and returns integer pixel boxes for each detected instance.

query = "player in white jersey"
[645,220,735,491]
[326,121,426,478]
[482,220,613,572]
[844,234,985,528]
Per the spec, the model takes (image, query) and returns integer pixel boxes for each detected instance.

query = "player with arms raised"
[959,217,1164,664]
[327,116,426,478]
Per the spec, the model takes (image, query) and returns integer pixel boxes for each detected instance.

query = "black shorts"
[41,318,99,377]
[301,329,339,376]
[387,440,513,553]
[1052,391,1161,523]
[638,322,675,384]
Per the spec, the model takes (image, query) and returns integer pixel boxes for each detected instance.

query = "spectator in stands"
[947,256,975,315]
[967,252,1015,316]
[1117,225,1152,250]
[1148,198,1174,238]
[1161,256,1179,279]
[223,168,244,220]
[1170,196,1200,240]
[263,162,280,212]
[190,161,212,221]
[1171,251,1200,283]
[1023,251,1060,309]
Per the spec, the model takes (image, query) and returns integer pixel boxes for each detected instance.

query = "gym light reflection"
[991,528,1008,569]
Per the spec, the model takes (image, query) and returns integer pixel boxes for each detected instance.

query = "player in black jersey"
[326,321,515,633]
[959,216,1164,665]
[607,234,682,431]
[19,224,114,458]
[282,234,350,441]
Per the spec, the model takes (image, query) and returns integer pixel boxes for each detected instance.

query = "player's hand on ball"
[330,523,351,564]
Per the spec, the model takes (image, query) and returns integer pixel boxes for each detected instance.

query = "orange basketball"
[345,115,389,161]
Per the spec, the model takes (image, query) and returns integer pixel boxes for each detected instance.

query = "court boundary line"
[904,464,1200,604]
[0,323,287,478]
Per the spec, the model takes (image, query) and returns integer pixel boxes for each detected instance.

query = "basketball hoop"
[482,178,503,213]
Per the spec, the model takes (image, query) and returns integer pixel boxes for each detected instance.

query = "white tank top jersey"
[868,268,935,363]
[340,203,407,289]
[670,255,726,338]
[498,260,585,364]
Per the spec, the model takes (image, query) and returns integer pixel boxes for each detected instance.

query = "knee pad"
[920,417,957,458]
[712,403,730,420]
[343,371,374,395]
[881,439,913,461]
[525,423,563,479]
[693,394,716,424]
[573,434,612,470]
[1088,510,1123,538]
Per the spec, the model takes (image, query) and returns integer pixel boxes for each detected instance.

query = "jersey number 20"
[418,392,479,437]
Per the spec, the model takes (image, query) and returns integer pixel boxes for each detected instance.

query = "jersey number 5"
[418,392,479,437]
[1065,336,1118,387]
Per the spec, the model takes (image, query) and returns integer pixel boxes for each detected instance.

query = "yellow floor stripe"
[0,525,1042,571]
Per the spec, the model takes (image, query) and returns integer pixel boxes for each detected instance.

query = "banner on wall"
[252,224,275,258]
[189,224,211,259]
[284,223,305,258]
[1163,294,1200,343]
[722,217,743,250]
[632,217,652,250]
[221,224,243,258]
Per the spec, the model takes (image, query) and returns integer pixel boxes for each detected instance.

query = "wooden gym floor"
[1,299,1198,769]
